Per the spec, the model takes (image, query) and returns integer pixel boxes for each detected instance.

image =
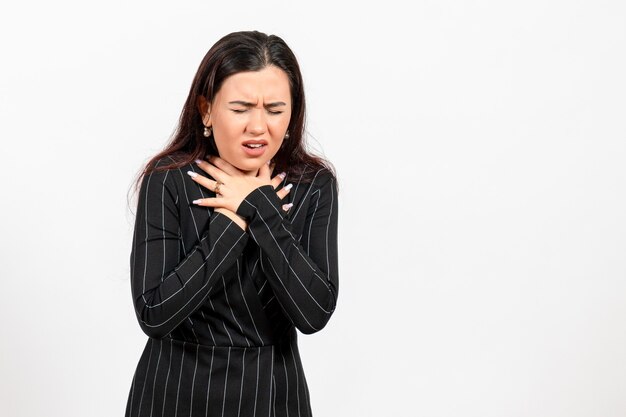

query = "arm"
[130,168,249,339]
[235,171,339,334]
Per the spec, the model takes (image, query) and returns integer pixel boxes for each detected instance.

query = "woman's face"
[200,65,292,175]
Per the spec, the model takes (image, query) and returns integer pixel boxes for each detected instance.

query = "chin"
[217,149,275,173]
[233,159,266,173]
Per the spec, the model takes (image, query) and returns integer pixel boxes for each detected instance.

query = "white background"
[1,1,625,416]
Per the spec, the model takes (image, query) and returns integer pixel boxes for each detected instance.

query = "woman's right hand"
[212,162,292,231]
[214,207,248,231]
[190,158,293,215]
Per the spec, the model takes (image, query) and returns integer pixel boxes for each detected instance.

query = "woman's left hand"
[188,155,292,213]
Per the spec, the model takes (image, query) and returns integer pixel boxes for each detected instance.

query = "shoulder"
[293,166,335,188]
[140,156,189,197]
[295,168,338,206]
[309,168,338,193]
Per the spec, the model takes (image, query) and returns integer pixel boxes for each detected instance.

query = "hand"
[214,207,249,231]
[188,155,293,213]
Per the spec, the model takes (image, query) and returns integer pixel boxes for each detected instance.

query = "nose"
[246,108,267,136]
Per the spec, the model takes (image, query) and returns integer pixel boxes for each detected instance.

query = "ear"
[197,96,212,126]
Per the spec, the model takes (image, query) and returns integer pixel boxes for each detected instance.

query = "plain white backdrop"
[1,1,625,416]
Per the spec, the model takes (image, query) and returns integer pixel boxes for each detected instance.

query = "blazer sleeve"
[235,171,339,334]
[130,168,249,339]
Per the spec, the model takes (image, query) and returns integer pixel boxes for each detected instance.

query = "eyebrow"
[228,100,287,108]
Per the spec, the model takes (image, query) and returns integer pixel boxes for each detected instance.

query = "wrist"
[215,208,248,231]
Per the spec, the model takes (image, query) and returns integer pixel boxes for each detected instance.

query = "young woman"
[126,31,339,417]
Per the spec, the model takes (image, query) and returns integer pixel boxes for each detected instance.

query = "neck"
[243,168,259,177]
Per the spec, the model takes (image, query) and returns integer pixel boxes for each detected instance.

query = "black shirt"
[125,156,339,417]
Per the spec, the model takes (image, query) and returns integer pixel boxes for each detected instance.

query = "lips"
[242,139,268,148]
[241,139,268,157]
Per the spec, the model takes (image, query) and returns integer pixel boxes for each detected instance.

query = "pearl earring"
[284,132,290,139]
[203,126,212,137]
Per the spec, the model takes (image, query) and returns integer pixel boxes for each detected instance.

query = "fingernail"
[278,172,286,179]
[195,159,203,164]
[187,170,198,178]
[192,199,202,204]
[284,183,293,190]
[283,203,293,210]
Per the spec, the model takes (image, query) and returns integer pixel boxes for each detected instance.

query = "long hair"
[130,30,335,202]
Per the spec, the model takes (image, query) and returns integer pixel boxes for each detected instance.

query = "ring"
[214,181,224,194]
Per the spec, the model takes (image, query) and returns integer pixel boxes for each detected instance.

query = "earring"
[203,125,212,137]
[284,132,290,139]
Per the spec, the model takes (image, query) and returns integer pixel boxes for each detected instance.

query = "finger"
[257,161,272,179]
[282,203,293,212]
[276,183,292,199]
[194,159,226,182]
[186,170,220,192]
[206,155,239,175]
[271,171,287,189]
[192,197,225,207]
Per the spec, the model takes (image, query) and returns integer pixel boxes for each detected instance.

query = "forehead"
[218,66,291,102]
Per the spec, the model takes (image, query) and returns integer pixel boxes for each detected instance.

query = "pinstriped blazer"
[125,156,339,417]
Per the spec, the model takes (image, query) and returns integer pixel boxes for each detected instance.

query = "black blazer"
[125,156,339,417]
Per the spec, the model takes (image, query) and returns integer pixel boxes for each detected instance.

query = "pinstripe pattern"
[126,157,339,417]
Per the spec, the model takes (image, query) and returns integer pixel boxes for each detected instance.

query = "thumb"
[258,160,271,178]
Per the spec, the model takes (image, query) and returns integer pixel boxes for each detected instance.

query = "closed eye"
[231,108,284,115]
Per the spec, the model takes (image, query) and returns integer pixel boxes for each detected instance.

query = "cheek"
[269,115,291,135]
[213,116,244,144]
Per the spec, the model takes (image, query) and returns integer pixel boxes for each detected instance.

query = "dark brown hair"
[130,30,335,202]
